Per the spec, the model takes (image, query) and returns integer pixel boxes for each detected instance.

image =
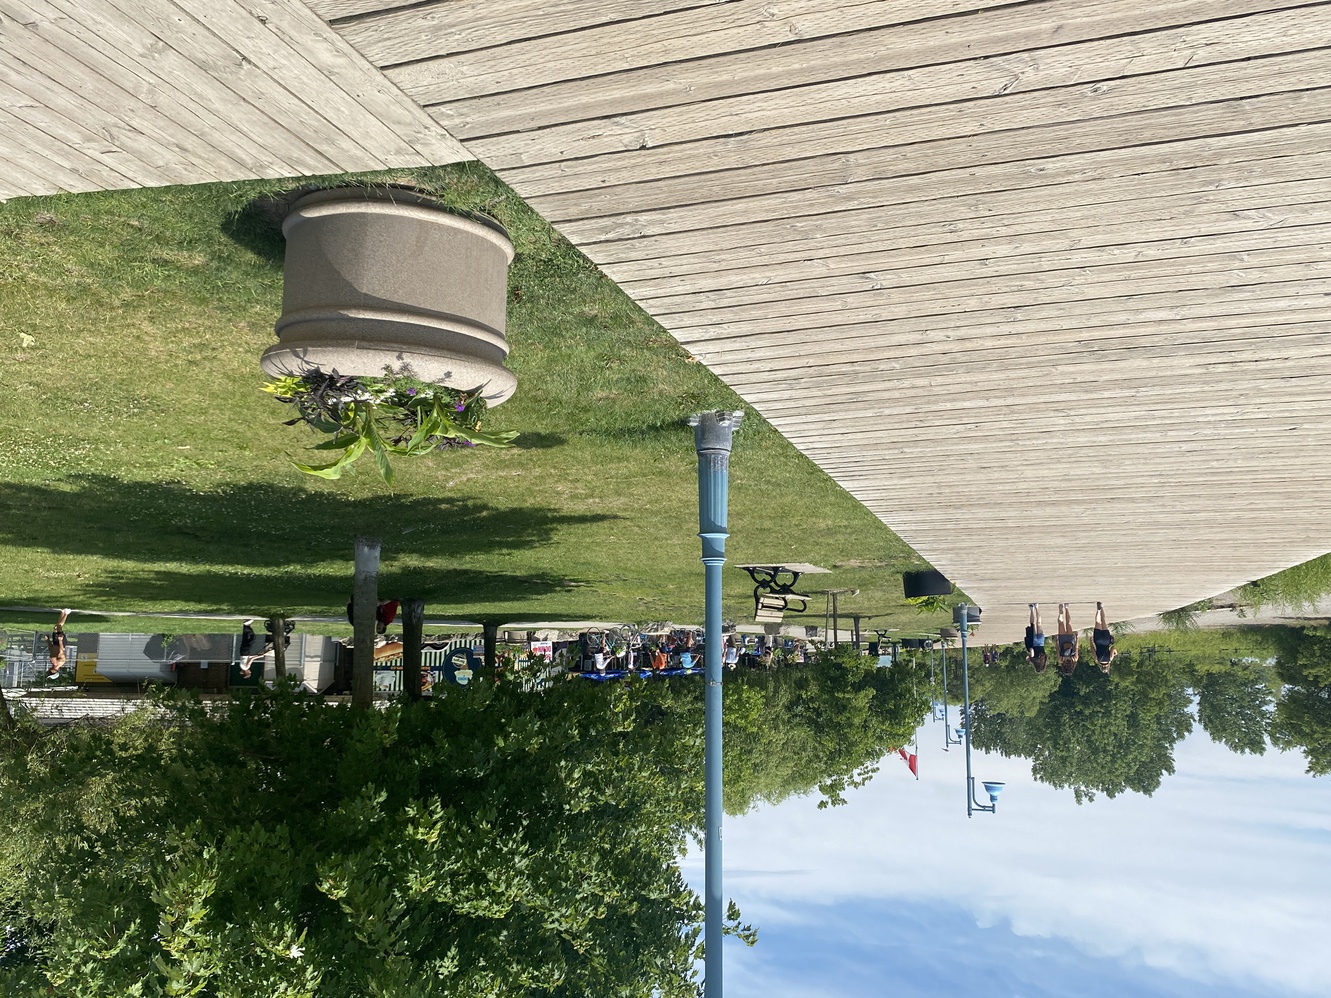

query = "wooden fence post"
[269,615,287,681]
[352,537,381,709]
[402,599,424,700]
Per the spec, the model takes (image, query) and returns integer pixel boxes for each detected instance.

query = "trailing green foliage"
[905,594,952,615]
[263,371,516,484]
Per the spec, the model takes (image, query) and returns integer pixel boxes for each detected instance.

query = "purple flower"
[406,388,417,395]
[455,402,466,412]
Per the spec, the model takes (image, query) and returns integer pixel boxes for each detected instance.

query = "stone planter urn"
[260,186,517,405]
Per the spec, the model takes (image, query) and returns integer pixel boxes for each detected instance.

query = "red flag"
[906,753,918,778]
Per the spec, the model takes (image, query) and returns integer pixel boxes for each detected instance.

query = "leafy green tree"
[961,646,1060,719]
[0,649,933,994]
[722,648,930,811]
[0,679,709,997]
[1269,627,1331,775]
[970,652,1193,803]
[1193,665,1273,755]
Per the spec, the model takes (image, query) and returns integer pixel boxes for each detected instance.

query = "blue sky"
[684,718,1331,996]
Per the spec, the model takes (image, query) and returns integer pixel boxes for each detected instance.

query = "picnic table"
[736,563,831,623]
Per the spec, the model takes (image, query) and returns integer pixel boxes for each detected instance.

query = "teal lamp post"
[957,603,1005,817]
[690,410,742,998]
[938,636,964,750]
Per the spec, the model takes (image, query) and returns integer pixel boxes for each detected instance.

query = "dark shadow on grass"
[511,432,566,450]
[81,566,571,614]
[221,185,327,264]
[0,474,615,572]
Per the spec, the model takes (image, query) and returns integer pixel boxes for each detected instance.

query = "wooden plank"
[472,6,1331,167]
[615,165,1331,274]
[422,0,1316,132]
[166,0,409,165]
[87,0,379,171]
[735,336,1331,412]
[641,227,1331,321]
[526,89,1331,221]
[719,314,1331,385]
[516,77,1331,222]
[616,213,1331,302]
[614,172,1331,298]
[749,362,1331,417]
[21,0,336,176]
[307,0,424,19]
[0,22,234,185]
[508,50,1331,197]
[643,215,1331,317]
[4,0,304,178]
[226,0,470,165]
[0,102,138,191]
[661,253,1331,335]
[565,123,1331,247]
[340,0,733,61]
[388,0,1031,103]
[0,145,50,198]
[677,281,1331,356]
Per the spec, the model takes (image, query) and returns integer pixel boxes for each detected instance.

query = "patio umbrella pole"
[691,410,742,998]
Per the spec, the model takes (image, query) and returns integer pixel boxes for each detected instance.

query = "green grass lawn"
[0,163,944,629]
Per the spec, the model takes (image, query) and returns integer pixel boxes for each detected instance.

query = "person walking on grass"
[1093,602,1117,673]
[45,608,73,679]
[1056,603,1079,676]
[1025,604,1048,673]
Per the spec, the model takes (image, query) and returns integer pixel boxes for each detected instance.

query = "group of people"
[1024,602,1117,676]
[576,630,809,675]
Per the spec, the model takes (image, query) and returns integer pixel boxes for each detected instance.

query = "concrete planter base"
[260,186,517,405]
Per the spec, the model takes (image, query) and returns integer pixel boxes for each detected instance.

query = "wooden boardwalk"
[0,0,468,201]
[5,1,1331,637]
[324,0,1331,638]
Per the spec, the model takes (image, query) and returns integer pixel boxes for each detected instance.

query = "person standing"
[1025,604,1048,673]
[237,619,268,679]
[1092,602,1118,673]
[1056,603,1079,676]
[45,608,73,679]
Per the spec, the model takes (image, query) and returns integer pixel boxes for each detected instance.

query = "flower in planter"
[262,369,517,484]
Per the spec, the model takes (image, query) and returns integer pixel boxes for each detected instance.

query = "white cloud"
[684,721,1331,995]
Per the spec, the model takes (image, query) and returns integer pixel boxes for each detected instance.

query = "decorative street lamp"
[690,410,742,998]
[938,634,964,750]
[957,604,1005,817]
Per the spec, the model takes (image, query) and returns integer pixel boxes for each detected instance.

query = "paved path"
[6,1,1331,640]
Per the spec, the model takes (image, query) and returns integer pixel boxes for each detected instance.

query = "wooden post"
[269,615,287,680]
[402,599,425,701]
[482,622,498,678]
[0,686,14,732]
[352,537,381,710]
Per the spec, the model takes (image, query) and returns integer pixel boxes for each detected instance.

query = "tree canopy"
[0,680,706,997]
[0,648,929,994]
[722,647,930,811]
[1269,627,1331,775]
[971,653,1194,803]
